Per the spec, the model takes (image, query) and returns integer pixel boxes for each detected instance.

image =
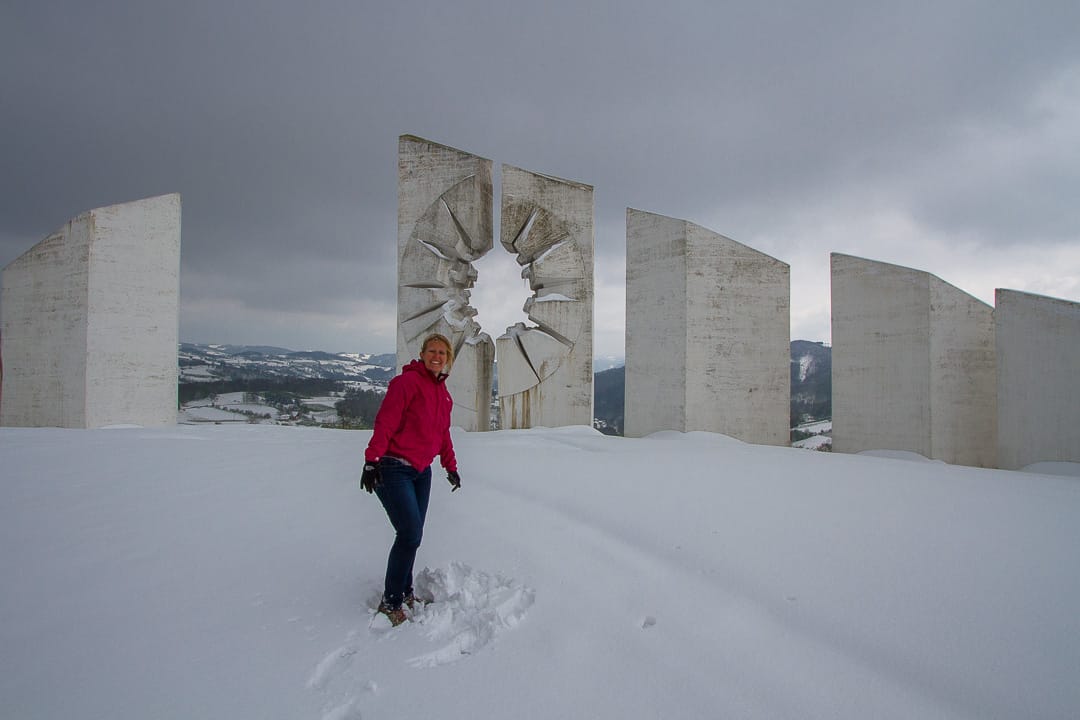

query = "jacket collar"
[403,358,449,384]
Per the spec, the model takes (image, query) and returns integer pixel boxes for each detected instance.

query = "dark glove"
[361,463,381,493]
[447,470,461,492]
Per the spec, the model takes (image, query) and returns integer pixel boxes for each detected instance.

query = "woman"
[361,333,462,626]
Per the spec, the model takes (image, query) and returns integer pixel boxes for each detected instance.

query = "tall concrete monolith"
[995,289,1080,470]
[497,165,594,429]
[397,135,495,431]
[0,193,181,428]
[624,209,790,444]
[830,253,996,467]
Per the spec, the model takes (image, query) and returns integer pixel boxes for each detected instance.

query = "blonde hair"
[421,333,454,367]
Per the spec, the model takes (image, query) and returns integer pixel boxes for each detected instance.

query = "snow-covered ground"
[796,419,832,435]
[2,424,1078,720]
[302,396,343,425]
[180,391,284,423]
[180,391,350,426]
[793,432,832,451]
[793,419,832,451]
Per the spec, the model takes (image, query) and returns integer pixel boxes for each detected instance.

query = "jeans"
[374,459,431,608]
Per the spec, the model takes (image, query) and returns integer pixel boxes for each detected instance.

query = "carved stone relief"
[397,136,494,432]
[497,165,594,429]
[397,137,594,431]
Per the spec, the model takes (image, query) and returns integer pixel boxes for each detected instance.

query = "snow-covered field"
[793,419,832,451]
[179,391,340,425]
[793,432,831,450]
[2,424,1078,719]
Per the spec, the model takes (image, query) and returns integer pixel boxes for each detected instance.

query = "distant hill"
[593,366,625,436]
[179,343,395,388]
[179,342,831,435]
[790,340,832,425]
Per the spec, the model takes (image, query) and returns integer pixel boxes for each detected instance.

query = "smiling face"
[421,337,452,376]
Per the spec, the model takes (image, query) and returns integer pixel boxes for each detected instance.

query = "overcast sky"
[3,1,1078,359]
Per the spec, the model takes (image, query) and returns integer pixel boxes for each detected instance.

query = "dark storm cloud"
[3,0,1079,353]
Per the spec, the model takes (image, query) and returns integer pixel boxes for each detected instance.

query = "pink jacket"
[365,359,457,473]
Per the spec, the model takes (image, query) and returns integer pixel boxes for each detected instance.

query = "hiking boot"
[404,592,426,610]
[377,601,407,627]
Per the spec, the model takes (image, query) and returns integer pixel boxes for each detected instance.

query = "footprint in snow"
[404,561,536,667]
[320,695,365,720]
[309,560,534,705]
[307,635,364,691]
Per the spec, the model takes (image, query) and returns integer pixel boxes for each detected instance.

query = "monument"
[995,289,1080,469]
[497,165,595,429]
[0,193,181,428]
[830,253,997,467]
[397,136,594,431]
[624,209,790,444]
[397,135,495,431]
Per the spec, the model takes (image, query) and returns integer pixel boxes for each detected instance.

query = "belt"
[381,455,413,468]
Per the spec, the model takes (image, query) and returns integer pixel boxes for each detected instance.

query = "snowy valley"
[178,342,835,447]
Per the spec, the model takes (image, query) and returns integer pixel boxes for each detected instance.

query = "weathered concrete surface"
[831,253,996,467]
[624,209,790,445]
[0,194,181,428]
[397,135,494,431]
[995,289,1080,469]
[497,165,594,429]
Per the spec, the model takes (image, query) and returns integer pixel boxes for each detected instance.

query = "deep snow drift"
[2,424,1078,720]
